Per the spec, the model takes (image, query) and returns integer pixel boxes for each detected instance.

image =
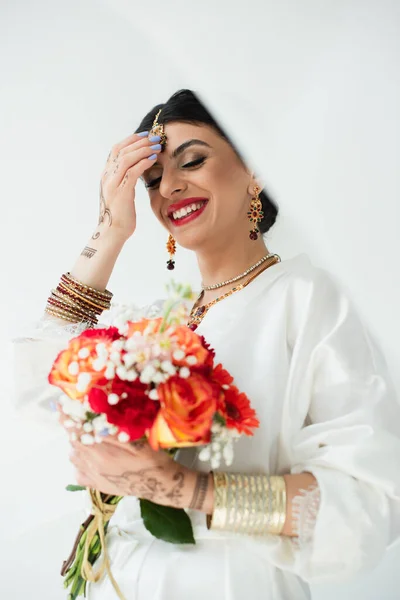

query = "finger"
[107,130,151,164]
[75,469,93,488]
[118,154,160,190]
[110,145,161,187]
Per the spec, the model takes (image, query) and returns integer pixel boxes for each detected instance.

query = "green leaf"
[66,484,86,492]
[140,499,195,544]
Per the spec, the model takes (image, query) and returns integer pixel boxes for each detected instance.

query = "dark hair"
[135,89,278,234]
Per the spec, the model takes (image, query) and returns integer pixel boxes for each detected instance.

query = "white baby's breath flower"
[148,388,159,400]
[121,392,128,399]
[222,384,230,390]
[92,357,107,372]
[198,447,211,462]
[92,415,108,432]
[76,373,92,393]
[160,360,176,375]
[64,419,75,429]
[69,432,78,442]
[223,442,234,466]
[140,365,156,384]
[59,395,88,421]
[68,361,80,376]
[116,365,129,380]
[123,352,137,369]
[152,372,166,384]
[95,343,108,356]
[117,431,130,443]
[126,370,138,382]
[111,340,124,351]
[186,355,198,366]
[179,367,190,379]
[173,349,185,361]
[104,365,115,380]
[78,348,90,359]
[109,351,122,365]
[83,422,94,433]
[211,452,222,470]
[108,393,119,405]
[81,433,95,445]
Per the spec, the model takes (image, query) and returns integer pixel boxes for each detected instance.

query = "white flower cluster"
[59,393,123,445]
[198,421,241,469]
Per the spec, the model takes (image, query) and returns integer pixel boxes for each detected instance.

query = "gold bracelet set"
[207,473,287,535]
[45,272,113,327]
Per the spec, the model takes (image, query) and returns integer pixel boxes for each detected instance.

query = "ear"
[247,173,262,197]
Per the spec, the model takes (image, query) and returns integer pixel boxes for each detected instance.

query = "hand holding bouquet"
[50,284,259,599]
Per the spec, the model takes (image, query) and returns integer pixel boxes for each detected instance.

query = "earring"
[247,185,264,240]
[166,234,176,270]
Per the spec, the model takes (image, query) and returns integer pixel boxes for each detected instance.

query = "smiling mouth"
[169,200,208,222]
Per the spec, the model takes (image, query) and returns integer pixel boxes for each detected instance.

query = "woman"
[24,89,400,599]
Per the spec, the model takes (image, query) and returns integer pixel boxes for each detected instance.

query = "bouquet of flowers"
[49,283,259,599]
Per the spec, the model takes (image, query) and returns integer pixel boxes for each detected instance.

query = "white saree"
[11,253,400,600]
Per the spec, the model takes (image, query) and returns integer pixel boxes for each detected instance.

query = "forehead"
[161,122,218,152]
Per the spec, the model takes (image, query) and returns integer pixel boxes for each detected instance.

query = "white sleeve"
[285,270,400,583]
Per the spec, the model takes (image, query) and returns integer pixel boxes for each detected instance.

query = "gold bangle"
[63,272,113,300]
[58,282,111,311]
[45,305,97,326]
[51,289,102,317]
[208,473,287,536]
[47,294,97,321]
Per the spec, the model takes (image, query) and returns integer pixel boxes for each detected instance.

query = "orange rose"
[48,327,121,401]
[148,373,219,450]
[168,326,215,370]
[126,317,163,337]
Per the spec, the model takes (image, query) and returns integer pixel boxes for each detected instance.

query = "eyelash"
[145,157,206,189]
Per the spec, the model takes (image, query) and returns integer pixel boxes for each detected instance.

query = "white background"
[0,1,399,598]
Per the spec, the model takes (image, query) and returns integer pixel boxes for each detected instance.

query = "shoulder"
[275,254,366,350]
[277,253,347,315]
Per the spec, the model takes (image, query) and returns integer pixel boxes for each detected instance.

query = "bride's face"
[142,122,255,250]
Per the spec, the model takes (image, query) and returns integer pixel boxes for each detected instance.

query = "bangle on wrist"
[207,473,287,536]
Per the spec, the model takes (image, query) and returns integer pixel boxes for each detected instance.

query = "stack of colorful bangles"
[45,272,112,327]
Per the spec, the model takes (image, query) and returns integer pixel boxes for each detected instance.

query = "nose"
[158,165,187,200]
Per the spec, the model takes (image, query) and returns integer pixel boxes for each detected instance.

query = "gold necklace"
[187,253,281,330]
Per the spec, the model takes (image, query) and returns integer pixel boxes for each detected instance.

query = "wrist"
[90,223,129,248]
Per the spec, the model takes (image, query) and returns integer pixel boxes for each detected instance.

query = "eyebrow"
[142,139,211,180]
[171,139,211,158]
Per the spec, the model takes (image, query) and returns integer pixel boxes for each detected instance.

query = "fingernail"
[137,131,149,137]
[148,153,157,161]
[151,144,162,151]
[149,135,161,143]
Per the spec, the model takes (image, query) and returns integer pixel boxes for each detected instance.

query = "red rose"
[88,378,159,441]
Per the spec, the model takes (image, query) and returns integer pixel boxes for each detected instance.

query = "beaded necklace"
[187,253,281,330]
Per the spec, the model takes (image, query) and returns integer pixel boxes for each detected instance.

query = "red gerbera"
[219,386,260,436]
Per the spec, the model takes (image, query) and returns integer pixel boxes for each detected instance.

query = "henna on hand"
[100,466,187,506]
[92,181,113,239]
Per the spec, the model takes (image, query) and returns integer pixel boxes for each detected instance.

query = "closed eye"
[145,157,206,189]
[182,157,206,169]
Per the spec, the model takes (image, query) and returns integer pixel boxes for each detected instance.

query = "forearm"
[42,225,126,325]
[177,470,317,538]
[69,225,126,292]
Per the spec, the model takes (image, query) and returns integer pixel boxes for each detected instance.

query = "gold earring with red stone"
[166,234,176,270]
[247,185,264,241]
